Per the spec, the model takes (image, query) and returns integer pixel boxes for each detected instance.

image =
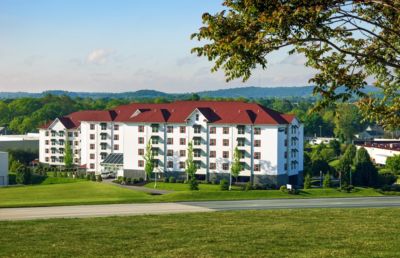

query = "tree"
[333,104,365,142]
[16,165,32,185]
[143,140,154,182]
[185,141,197,181]
[338,144,357,185]
[329,140,341,157]
[310,159,330,177]
[303,173,312,189]
[386,155,400,175]
[353,147,378,187]
[64,134,73,170]
[323,173,331,188]
[230,147,241,188]
[191,1,400,129]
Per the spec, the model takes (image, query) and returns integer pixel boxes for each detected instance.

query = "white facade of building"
[356,144,400,165]
[0,152,8,186]
[39,101,304,185]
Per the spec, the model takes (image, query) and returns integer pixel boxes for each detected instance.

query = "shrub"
[189,178,199,191]
[168,176,176,183]
[176,179,184,184]
[86,174,91,180]
[220,179,229,191]
[90,173,96,181]
[244,181,252,191]
[16,166,32,185]
[323,173,331,188]
[378,173,397,186]
[139,177,144,183]
[341,184,354,193]
[96,175,102,182]
[288,188,300,195]
[279,185,287,192]
[8,173,17,185]
[211,178,219,185]
[303,174,312,189]
[163,177,169,183]
[133,178,138,184]
[126,178,132,185]
[54,171,58,177]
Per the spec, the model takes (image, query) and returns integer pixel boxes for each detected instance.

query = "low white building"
[39,101,304,186]
[308,137,338,145]
[0,152,8,186]
[355,141,400,165]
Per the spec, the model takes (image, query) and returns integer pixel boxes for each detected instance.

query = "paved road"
[1,197,400,221]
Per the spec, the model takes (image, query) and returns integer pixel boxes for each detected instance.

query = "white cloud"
[86,49,113,65]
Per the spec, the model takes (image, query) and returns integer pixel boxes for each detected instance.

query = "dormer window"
[196,114,199,121]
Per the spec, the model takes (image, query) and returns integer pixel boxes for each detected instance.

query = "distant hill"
[0,85,378,99]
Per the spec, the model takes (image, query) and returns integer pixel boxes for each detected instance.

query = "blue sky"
[0,0,315,93]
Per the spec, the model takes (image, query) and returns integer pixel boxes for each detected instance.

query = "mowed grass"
[145,182,242,191]
[0,180,384,208]
[1,208,400,257]
[0,181,152,208]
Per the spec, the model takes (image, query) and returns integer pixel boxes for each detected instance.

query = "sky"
[0,0,316,93]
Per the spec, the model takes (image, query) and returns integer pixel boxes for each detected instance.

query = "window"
[90,163,95,169]
[237,125,245,134]
[284,139,288,147]
[167,126,173,133]
[285,163,288,170]
[180,150,186,157]
[45,140,49,145]
[114,124,119,131]
[180,138,186,145]
[137,149,144,155]
[223,139,229,146]
[151,137,158,144]
[210,127,216,134]
[90,154,95,159]
[167,138,173,145]
[237,138,245,147]
[74,132,78,137]
[51,140,56,145]
[69,141,72,146]
[284,152,287,158]
[74,141,78,145]
[167,149,173,156]
[210,139,216,146]
[138,137,144,144]
[223,127,229,134]
[59,157,64,162]
[74,150,78,154]
[222,163,229,170]
[167,161,173,168]
[138,125,144,132]
[254,164,260,171]
[59,148,64,154]
[100,123,107,130]
[151,124,159,133]
[254,140,261,147]
[153,160,159,168]
[74,158,79,163]
[194,149,201,157]
[114,144,119,151]
[195,114,199,121]
[51,157,56,163]
[114,134,119,141]
[210,151,216,158]
[193,137,201,145]
[180,126,186,133]
[193,125,201,134]
[45,131,49,136]
[101,143,107,150]
[90,134,95,140]
[51,131,56,137]
[90,124,95,130]
[45,157,49,162]
[210,163,216,169]
[101,134,107,140]
[223,151,229,158]
[59,131,64,137]
[254,127,261,135]
[59,140,64,145]
[239,150,245,159]
[138,160,144,167]
[45,149,49,153]
[152,149,158,156]
[90,144,95,150]
[68,132,73,137]
[179,162,185,169]
[254,152,261,159]
[51,148,56,154]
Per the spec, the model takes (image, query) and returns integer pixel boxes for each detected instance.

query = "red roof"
[39,101,298,129]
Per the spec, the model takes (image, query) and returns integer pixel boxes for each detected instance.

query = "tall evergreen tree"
[353,147,378,187]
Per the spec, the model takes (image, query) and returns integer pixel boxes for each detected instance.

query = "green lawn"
[0,181,152,208]
[145,182,242,191]
[0,180,385,208]
[1,208,400,257]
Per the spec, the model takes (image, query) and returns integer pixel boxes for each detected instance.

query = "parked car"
[101,171,116,179]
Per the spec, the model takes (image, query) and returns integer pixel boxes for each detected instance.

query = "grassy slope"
[0,181,152,208]
[1,208,400,257]
[0,180,384,208]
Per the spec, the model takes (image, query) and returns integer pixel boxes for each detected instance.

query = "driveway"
[1,196,400,221]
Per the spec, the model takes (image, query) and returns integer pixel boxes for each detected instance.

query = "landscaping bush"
[86,174,91,181]
[176,179,184,183]
[90,173,96,181]
[340,184,355,193]
[303,174,312,189]
[133,178,139,184]
[53,171,58,177]
[189,178,199,191]
[288,188,300,195]
[139,177,144,183]
[243,181,252,191]
[323,173,331,188]
[279,185,287,192]
[253,184,263,190]
[16,166,32,185]
[211,178,219,185]
[8,173,16,185]
[220,179,229,191]
[168,176,176,183]
[126,178,132,185]
[163,177,169,183]
[378,173,397,186]
[96,175,103,182]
